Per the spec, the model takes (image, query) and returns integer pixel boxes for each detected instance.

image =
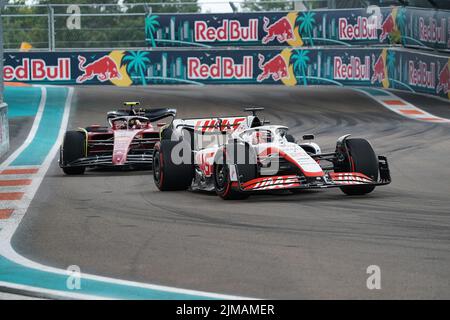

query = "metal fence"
[2,3,150,50]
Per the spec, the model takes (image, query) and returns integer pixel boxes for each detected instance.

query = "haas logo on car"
[371,54,386,84]
[257,54,289,82]
[379,13,395,42]
[262,17,294,44]
[76,55,121,83]
[436,62,450,94]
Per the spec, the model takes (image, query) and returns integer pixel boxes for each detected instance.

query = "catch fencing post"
[48,4,55,51]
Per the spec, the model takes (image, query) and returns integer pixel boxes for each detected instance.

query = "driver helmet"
[130,119,142,129]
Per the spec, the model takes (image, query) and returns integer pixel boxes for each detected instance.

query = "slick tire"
[153,140,194,191]
[160,127,174,141]
[338,138,379,196]
[61,131,86,175]
[213,142,257,200]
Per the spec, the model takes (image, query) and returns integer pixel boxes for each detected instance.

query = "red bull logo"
[338,17,378,40]
[436,63,449,94]
[194,19,258,42]
[187,57,253,80]
[371,54,386,84]
[262,17,294,45]
[408,60,436,89]
[419,17,446,44]
[3,58,71,82]
[334,56,371,81]
[257,54,289,82]
[76,55,121,83]
[379,13,395,42]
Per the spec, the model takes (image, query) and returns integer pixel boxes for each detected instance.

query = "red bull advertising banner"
[401,7,450,51]
[2,48,450,99]
[145,7,449,51]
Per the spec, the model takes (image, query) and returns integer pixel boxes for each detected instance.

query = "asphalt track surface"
[11,86,450,299]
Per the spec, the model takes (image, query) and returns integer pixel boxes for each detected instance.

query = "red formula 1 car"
[152,108,391,199]
[59,102,176,174]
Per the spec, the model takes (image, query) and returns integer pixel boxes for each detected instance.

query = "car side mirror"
[303,134,314,140]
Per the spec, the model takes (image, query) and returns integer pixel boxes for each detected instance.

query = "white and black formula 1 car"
[152,107,391,200]
[59,102,176,174]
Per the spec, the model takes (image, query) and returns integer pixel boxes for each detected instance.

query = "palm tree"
[290,49,310,86]
[145,15,160,48]
[296,11,316,46]
[396,7,407,45]
[387,50,396,80]
[121,51,151,86]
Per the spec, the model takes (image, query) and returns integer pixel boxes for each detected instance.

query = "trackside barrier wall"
[2,48,450,99]
[0,103,9,158]
[145,7,450,51]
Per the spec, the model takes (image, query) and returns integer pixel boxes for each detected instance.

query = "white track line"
[354,88,450,123]
[0,281,110,300]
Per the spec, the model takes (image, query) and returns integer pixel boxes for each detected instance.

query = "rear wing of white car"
[173,111,266,133]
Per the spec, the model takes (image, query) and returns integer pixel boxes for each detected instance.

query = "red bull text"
[408,60,436,89]
[419,17,447,44]
[338,17,378,41]
[334,56,371,81]
[194,19,258,42]
[187,57,253,80]
[3,58,71,82]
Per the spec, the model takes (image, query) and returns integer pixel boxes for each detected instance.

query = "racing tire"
[338,138,378,196]
[213,142,257,200]
[153,140,194,191]
[61,131,86,175]
[160,127,174,141]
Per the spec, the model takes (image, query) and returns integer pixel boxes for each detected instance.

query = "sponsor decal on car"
[329,172,374,185]
[193,117,247,132]
[243,175,301,190]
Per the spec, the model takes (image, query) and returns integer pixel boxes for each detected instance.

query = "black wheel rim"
[214,163,229,192]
